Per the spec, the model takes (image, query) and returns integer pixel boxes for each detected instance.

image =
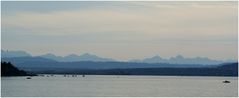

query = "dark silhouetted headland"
[1,62,36,76]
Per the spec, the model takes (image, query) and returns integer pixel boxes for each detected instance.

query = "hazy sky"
[1,1,238,61]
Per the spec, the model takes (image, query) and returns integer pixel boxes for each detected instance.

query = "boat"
[26,77,31,79]
[82,75,85,77]
[223,80,230,83]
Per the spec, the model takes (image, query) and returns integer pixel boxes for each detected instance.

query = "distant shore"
[35,62,237,77]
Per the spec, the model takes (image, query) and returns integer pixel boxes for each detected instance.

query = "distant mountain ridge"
[1,50,31,58]
[130,55,224,65]
[1,57,237,76]
[1,50,115,62]
[39,53,115,62]
[1,50,232,65]
[1,57,219,73]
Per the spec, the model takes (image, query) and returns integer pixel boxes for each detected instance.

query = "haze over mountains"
[40,53,115,62]
[130,55,225,65]
[1,50,31,58]
[1,50,230,65]
[1,50,237,76]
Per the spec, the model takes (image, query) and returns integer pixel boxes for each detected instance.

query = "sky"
[1,1,238,61]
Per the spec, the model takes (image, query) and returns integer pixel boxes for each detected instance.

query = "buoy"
[223,80,230,83]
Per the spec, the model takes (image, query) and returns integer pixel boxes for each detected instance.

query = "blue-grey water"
[1,75,238,97]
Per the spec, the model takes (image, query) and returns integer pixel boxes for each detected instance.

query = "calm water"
[1,75,238,97]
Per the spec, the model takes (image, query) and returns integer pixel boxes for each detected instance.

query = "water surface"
[1,75,238,97]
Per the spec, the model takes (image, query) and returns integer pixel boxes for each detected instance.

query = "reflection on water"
[1,75,238,97]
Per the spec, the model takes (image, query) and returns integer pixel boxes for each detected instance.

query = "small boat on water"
[223,80,230,83]
[26,77,31,79]
[82,75,85,77]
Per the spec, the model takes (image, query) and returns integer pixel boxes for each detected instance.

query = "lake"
[1,75,238,97]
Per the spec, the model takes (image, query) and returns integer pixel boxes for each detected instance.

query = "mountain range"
[1,50,31,58]
[1,50,233,65]
[1,56,221,73]
[1,57,237,76]
[1,50,237,76]
[39,53,115,62]
[129,55,224,65]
